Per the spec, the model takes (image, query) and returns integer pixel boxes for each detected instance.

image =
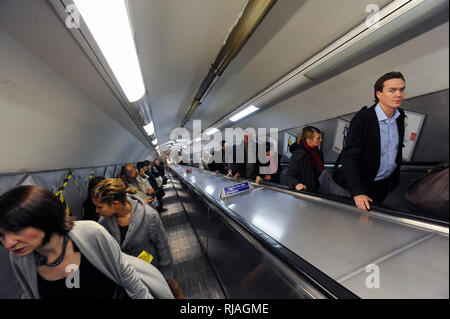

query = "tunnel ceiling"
[131,0,392,144]
[2,0,448,150]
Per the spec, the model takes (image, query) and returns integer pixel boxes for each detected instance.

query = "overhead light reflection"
[205,185,216,195]
[251,215,283,240]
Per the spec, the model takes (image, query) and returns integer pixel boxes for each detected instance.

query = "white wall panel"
[0,29,152,174]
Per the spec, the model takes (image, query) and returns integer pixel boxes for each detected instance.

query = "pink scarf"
[267,155,278,174]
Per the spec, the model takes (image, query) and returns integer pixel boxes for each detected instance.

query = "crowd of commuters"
[196,72,408,212]
[0,160,187,299]
[0,72,412,299]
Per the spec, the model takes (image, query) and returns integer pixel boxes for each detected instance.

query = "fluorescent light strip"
[74,0,145,102]
[205,128,219,135]
[152,139,158,145]
[229,105,259,122]
[143,121,155,136]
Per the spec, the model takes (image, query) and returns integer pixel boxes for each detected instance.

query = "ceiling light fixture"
[205,128,219,136]
[73,0,145,102]
[143,121,155,136]
[229,105,259,122]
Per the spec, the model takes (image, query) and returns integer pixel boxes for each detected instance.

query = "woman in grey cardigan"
[0,185,173,299]
[92,178,184,298]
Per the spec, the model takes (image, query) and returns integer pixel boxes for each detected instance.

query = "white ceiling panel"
[188,0,392,131]
[235,21,449,133]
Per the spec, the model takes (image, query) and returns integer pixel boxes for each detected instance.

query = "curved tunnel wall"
[0,28,153,174]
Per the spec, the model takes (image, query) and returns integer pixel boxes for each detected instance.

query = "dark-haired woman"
[286,126,324,193]
[0,185,173,299]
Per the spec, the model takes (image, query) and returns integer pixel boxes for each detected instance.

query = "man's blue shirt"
[375,103,400,181]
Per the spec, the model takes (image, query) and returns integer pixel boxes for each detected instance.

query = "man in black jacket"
[230,132,264,182]
[209,140,230,175]
[154,160,165,178]
[334,72,406,212]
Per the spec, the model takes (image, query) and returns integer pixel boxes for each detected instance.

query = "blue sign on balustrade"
[220,181,253,199]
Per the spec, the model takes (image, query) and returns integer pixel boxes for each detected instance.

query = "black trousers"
[367,176,393,203]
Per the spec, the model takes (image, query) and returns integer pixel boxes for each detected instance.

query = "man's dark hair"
[143,160,150,166]
[119,164,134,180]
[374,71,405,103]
[0,185,74,246]
[136,161,146,171]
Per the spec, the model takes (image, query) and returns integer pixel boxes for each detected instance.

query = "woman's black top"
[37,242,127,299]
[119,225,129,245]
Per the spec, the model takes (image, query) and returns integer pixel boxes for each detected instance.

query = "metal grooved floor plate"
[161,177,225,299]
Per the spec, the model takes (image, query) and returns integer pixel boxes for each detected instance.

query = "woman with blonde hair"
[0,185,173,299]
[286,126,324,193]
[92,178,184,299]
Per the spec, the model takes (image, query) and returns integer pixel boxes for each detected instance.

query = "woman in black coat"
[286,126,324,193]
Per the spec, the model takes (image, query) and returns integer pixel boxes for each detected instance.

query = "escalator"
[169,164,448,299]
